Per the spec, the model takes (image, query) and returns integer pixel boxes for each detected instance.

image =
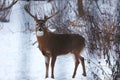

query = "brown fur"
[36,27,86,78]
[24,6,86,78]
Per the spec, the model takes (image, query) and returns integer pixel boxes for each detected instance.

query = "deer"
[24,5,86,79]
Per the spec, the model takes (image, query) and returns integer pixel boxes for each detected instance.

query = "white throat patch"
[37,31,44,36]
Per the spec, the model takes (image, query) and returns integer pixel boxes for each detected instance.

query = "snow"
[0,28,87,80]
[0,1,113,80]
[0,25,112,80]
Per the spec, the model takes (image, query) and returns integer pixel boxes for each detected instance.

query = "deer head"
[24,4,86,79]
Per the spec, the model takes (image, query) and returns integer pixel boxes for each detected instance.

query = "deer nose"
[39,23,43,31]
[39,27,43,31]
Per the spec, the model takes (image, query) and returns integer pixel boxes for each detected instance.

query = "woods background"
[0,0,120,80]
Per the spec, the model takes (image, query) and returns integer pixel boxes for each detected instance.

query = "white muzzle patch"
[37,31,44,36]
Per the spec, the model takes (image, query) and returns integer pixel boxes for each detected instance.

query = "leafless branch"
[0,0,18,11]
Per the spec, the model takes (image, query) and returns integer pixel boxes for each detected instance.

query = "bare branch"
[0,0,18,11]
[77,0,84,17]
[94,0,103,15]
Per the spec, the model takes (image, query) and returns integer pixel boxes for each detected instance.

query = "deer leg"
[45,56,50,78]
[51,56,56,79]
[79,55,86,76]
[72,54,80,78]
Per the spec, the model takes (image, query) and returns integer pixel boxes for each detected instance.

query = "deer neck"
[36,27,49,51]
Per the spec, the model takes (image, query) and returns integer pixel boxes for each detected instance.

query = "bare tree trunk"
[77,0,84,17]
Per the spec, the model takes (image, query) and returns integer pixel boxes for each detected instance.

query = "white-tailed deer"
[24,5,86,78]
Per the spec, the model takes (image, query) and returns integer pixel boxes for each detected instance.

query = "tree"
[0,0,18,22]
[23,0,120,79]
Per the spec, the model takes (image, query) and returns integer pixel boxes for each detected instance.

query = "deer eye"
[36,23,39,25]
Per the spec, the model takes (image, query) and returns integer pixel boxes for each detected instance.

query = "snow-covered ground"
[0,26,88,80]
[0,2,112,80]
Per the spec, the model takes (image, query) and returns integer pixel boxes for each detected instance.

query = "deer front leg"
[72,54,80,78]
[45,56,50,78]
[51,56,57,79]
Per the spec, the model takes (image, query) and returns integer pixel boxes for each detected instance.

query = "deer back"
[37,28,85,55]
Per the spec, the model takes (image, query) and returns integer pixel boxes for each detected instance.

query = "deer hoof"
[72,76,75,78]
[72,74,76,78]
[51,75,54,79]
[45,76,48,78]
[82,73,86,76]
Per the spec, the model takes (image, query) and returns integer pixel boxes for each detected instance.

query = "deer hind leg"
[51,56,57,79]
[72,53,80,78]
[45,55,50,78]
[79,55,86,76]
